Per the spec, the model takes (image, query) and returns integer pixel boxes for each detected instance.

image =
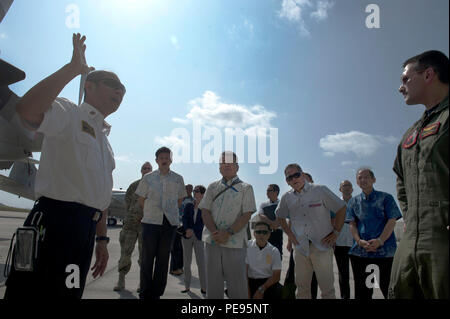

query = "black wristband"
[96,236,110,244]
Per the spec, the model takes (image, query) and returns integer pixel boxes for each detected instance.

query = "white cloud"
[184,91,276,130]
[310,1,334,21]
[341,160,358,166]
[319,131,396,157]
[155,91,277,151]
[279,0,311,22]
[278,0,333,36]
[154,134,188,149]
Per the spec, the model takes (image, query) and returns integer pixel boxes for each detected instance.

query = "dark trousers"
[334,246,351,299]
[284,250,318,299]
[170,232,183,271]
[350,255,393,299]
[268,229,283,259]
[140,216,177,299]
[248,278,283,299]
[4,197,99,299]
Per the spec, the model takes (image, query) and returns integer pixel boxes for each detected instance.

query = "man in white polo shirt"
[276,163,347,299]
[199,151,257,299]
[5,33,125,299]
[136,147,186,299]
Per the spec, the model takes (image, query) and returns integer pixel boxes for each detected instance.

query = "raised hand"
[70,33,95,75]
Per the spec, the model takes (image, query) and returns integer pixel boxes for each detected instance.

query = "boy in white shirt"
[246,221,283,299]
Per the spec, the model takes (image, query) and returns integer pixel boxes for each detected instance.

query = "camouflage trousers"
[118,220,143,275]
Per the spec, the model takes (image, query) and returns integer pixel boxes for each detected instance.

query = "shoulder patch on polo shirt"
[420,122,440,140]
[402,130,418,149]
[81,120,96,139]
[266,253,272,265]
[309,203,322,208]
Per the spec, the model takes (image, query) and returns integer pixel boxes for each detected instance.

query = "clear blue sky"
[1,0,448,209]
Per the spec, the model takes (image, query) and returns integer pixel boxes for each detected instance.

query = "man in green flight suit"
[389,50,448,299]
[114,162,153,291]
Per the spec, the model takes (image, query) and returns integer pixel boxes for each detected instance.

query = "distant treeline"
[0,204,29,213]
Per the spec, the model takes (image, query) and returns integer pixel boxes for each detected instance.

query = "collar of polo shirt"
[293,180,312,194]
[80,102,112,136]
[221,175,239,185]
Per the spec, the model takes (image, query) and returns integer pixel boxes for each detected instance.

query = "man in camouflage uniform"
[389,51,449,299]
[114,162,152,291]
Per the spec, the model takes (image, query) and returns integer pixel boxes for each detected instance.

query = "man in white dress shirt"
[136,147,186,299]
[276,163,347,299]
[199,151,257,299]
[5,33,125,299]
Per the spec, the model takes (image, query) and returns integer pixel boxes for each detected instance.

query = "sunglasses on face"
[286,172,302,182]
[193,189,203,194]
[98,78,126,94]
[254,230,270,235]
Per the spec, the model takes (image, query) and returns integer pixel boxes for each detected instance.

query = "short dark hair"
[155,147,172,158]
[194,185,206,194]
[268,184,280,194]
[254,221,270,231]
[84,70,123,99]
[357,167,375,178]
[220,151,238,164]
[403,50,449,84]
[284,163,302,176]
[303,172,314,183]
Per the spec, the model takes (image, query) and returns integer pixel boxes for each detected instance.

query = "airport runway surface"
[0,210,384,299]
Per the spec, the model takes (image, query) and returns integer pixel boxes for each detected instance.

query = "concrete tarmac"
[0,210,384,299]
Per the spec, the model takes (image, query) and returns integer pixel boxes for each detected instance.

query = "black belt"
[36,197,102,222]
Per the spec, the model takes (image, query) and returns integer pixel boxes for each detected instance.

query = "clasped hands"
[212,229,231,245]
[358,238,382,252]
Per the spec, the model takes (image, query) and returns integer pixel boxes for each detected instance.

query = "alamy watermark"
[65,264,80,289]
[65,3,80,29]
[163,120,278,175]
[365,4,380,29]
[365,264,380,289]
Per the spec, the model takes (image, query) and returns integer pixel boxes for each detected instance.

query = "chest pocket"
[76,129,102,171]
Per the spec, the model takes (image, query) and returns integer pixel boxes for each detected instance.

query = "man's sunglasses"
[193,189,204,194]
[97,78,126,93]
[254,230,270,235]
[286,172,302,182]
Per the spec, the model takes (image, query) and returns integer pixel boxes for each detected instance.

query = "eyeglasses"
[286,172,302,182]
[254,230,270,235]
[97,78,126,94]
[266,189,275,192]
[193,189,203,194]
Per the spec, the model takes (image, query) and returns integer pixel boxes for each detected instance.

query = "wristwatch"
[96,236,110,244]
[332,229,340,236]
[258,286,265,293]
[226,227,235,235]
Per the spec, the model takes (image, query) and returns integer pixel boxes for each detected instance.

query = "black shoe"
[181,289,190,293]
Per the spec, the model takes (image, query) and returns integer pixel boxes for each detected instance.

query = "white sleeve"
[37,97,74,137]
[272,248,282,271]
[135,177,149,198]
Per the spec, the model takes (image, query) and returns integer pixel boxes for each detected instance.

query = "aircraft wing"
[0,173,35,200]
